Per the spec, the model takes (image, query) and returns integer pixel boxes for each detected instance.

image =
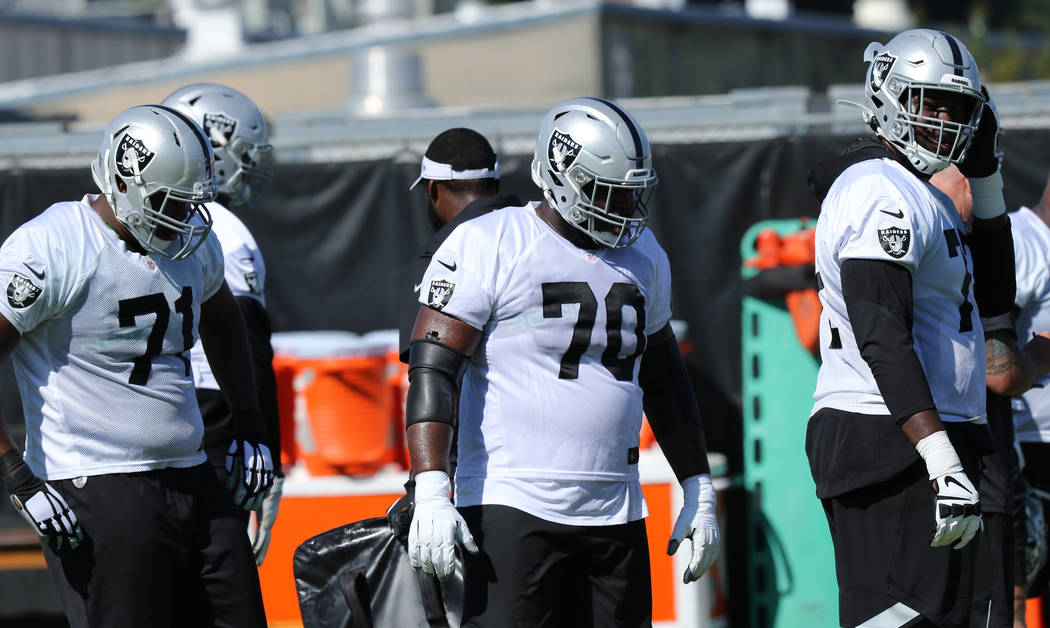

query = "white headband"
[409,155,500,190]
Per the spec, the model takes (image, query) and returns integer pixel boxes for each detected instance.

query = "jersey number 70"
[541,281,646,381]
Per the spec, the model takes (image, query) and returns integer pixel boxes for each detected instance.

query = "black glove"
[0,450,83,550]
[958,86,1002,178]
[386,478,416,542]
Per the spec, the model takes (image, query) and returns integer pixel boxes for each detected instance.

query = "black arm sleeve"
[969,217,1016,318]
[841,258,936,425]
[638,326,702,429]
[236,296,282,475]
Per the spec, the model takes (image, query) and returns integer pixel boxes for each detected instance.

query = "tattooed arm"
[985,329,1050,397]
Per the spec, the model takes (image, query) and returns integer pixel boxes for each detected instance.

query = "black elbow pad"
[405,340,469,428]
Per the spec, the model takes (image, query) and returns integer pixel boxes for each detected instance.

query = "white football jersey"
[811,158,986,423]
[418,202,672,526]
[0,195,225,480]
[189,201,266,391]
[1010,207,1050,442]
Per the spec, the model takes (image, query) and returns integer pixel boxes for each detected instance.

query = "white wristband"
[682,473,715,504]
[914,430,964,480]
[414,470,452,502]
[969,170,1006,219]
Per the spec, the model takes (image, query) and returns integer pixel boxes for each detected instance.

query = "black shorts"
[818,421,999,627]
[458,504,651,628]
[41,463,266,628]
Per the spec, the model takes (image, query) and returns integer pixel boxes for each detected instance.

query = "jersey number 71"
[118,287,194,385]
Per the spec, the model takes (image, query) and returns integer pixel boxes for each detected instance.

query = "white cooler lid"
[271,330,387,358]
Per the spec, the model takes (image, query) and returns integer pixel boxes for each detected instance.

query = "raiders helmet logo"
[115,134,155,178]
[869,51,898,93]
[202,112,237,148]
[428,279,455,311]
[244,271,260,294]
[6,273,41,309]
[878,227,911,259]
[548,130,582,172]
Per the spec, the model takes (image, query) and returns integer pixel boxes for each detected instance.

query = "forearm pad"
[406,340,468,428]
[969,218,1016,318]
[639,335,702,429]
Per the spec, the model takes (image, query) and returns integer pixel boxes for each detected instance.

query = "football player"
[162,83,283,565]
[404,97,720,627]
[0,105,271,626]
[932,163,1050,626]
[1003,171,1050,616]
[806,29,1015,626]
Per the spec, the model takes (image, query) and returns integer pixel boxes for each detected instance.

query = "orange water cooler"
[271,331,406,477]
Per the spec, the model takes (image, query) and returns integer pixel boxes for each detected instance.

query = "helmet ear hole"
[113,175,127,194]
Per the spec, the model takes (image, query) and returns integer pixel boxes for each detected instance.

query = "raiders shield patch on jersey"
[202,112,237,147]
[244,271,260,294]
[428,280,455,310]
[548,130,582,172]
[7,273,41,309]
[869,51,897,93]
[878,226,911,259]
[116,133,155,177]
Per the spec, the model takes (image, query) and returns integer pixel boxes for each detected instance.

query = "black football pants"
[41,463,266,628]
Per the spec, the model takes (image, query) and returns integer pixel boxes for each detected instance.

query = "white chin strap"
[409,155,500,190]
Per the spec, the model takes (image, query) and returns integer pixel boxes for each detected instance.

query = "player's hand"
[668,474,721,583]
[250,475,282,565]
[930,470,982,549]
[958,86,1001,178]
[408,470,478,581]
[225,439,274,511]
[0,451,82,551]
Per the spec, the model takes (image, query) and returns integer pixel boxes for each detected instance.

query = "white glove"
[226,440,274,511]
[12,483,83,551]
[668,473,721,583]
[916,431,982,549]
[408,470,478,581]
[250,475,282,565]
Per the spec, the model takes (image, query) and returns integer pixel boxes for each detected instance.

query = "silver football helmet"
[162,83,273,206]
[852,29,986,175]
[531,97,658,248]
[90,105,217,260]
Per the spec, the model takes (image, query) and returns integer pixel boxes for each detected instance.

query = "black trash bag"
[294,492,462,628]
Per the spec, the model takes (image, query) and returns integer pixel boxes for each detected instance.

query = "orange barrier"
[1029,596,1045,628]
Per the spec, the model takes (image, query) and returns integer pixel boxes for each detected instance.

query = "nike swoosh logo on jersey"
[413,283,422,293]
[438,260,457,272]
[942,475,973,494]
[22,262,44,280]
[880,208,905,219]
